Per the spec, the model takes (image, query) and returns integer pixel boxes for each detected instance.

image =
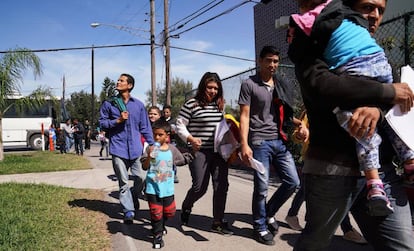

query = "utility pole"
[150,0,157,106]
[164,0,171,106]
[91,45,95,129]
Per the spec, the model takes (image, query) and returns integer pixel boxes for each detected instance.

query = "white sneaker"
[285,215,303,231]
[343,228,367,244]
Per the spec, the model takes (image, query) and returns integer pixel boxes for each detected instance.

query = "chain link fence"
[375,11,414,80]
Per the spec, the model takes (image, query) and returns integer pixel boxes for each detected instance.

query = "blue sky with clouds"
[0,0,412,103]
[0,0,257,103]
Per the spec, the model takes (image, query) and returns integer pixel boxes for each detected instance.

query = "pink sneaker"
[367,182,394,216]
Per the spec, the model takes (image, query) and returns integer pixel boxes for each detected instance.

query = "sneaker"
[152,234,164,249]
[124,211,134,224]
[285,215,303,231]
[267,217,279,236]
[181,209,191,226]
[343,228,368,244]
[253,230,275,246]
[367,183,394,216]
[211,220,234,236]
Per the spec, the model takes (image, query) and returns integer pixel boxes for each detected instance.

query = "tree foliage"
[99,77,116,102]
[64,91,99,126]
[0,48,43,160]
[145,77,193,118]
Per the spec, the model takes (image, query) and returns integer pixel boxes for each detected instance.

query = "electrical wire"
[169,0,223,32]
[170,0,253,37]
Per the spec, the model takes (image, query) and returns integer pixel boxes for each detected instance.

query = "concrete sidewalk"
[0,143,373,251]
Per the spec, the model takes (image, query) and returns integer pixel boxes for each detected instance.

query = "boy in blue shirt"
[141,120,189,249]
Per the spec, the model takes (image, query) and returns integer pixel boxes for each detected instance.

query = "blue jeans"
[294,162,414,251]
[112,155,147,213]
[251,139,300,232]
[65,136,74,152]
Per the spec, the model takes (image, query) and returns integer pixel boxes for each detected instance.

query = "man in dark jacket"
[72,118,85,156]
[292,0,414,250]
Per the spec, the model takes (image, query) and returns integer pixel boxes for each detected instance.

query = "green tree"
[0,48,43,160]
[145,77,193,117]
[65,91,99,126]
[99,77,116,102]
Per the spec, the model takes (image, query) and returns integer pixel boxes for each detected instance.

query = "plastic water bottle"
[333,107,382,150]
[150,142,161,158]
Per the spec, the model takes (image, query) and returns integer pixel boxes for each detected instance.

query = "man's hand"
[347,107,380,139]
[393,83,414,113]
[240,144,253,166]
[117,111,129,123]
[295,123,309,142]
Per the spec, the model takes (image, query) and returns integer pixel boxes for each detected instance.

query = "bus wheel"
[29,134,44,150]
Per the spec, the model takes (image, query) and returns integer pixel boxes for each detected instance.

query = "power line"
[170,0,254,37]
[0,43,150,54]
[168,45,255,62]
[169,0,224,33]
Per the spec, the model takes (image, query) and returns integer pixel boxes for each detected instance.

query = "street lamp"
[90,20,157,105]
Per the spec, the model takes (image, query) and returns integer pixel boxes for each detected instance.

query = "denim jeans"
[65,136,74,152]
[251,139,300,232]
[112,155,147,213]
[294,162,414,251]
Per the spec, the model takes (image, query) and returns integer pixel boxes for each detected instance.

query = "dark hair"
[148,106,161,115]
[343,0,387,7]
[259,46,280,58]
[121,73,135,91]
[152,119,171,133]
[194,72,225,111]
[162,104,172,111]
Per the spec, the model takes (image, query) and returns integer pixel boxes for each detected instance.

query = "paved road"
[0,143,374,251]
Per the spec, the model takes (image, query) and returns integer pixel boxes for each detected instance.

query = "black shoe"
[153,233,164,249]
[253,230,275,246]
[211,220,234,236]
[267,217,279,236]
[181,209,191,226]
[174,176,179,183]
[134,199,140,212]
[124,211,134,224]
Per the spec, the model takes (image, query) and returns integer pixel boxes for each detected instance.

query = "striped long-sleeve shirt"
[176,98,223,150]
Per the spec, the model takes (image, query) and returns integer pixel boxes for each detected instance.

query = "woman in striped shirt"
[176,72,233,236]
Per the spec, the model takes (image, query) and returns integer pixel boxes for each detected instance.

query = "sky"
[0,0,413,104]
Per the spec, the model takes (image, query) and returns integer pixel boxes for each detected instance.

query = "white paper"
[239,153,265,174]
[385,65,414,150]
[214,118,229,153]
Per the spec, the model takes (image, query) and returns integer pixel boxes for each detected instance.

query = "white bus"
[2,97,63,150]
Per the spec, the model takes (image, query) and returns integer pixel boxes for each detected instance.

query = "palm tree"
[0,48,43,160]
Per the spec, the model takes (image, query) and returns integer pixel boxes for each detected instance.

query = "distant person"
[148,106,162,125]
[84,119,91,150]
[61,118,74,152]
[48,124,57,150]
[162,104,179,183]
[176,72,233,236]
[238,46,301,246]
[73,118,85,156]
[140,119,189,249]
[98,131,109,158]
[56,128,66,154]
[99,73,154,224]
